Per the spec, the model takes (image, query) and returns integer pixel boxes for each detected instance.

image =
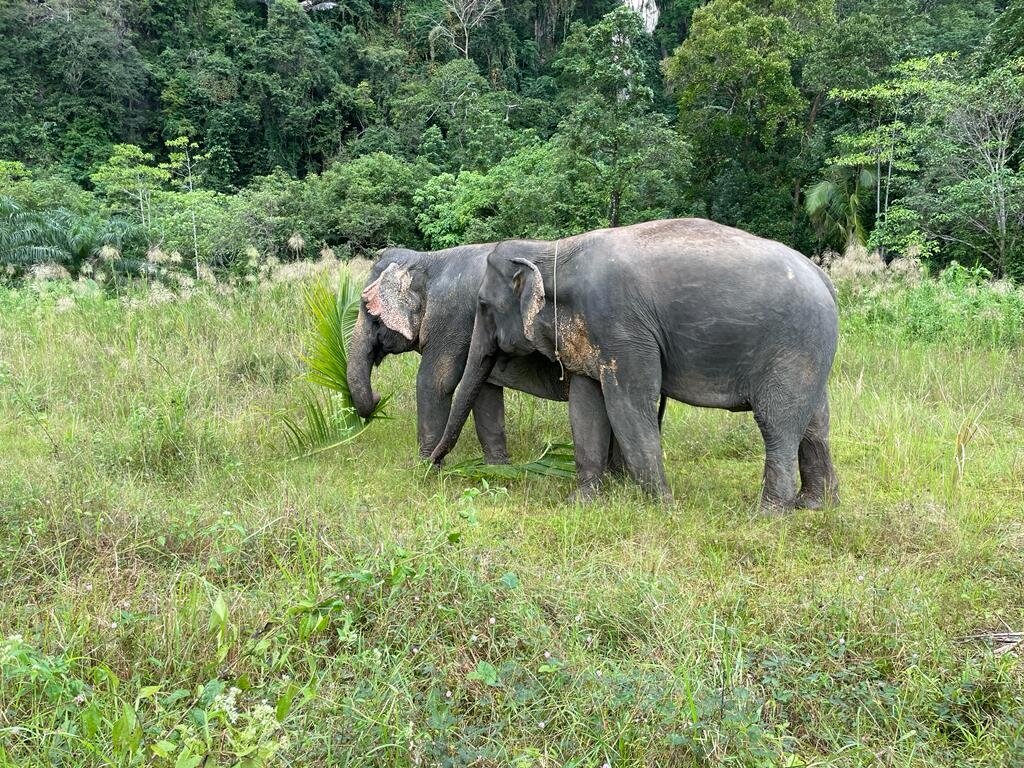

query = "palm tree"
[1,196,135,278]
[804,167,876,252]
[0,196,65,271]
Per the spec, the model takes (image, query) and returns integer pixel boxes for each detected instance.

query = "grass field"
[1,273,1023,767]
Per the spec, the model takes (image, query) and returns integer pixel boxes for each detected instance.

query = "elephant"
[346,244,662,467]
[429,218,840,514]
[347,244,567,464]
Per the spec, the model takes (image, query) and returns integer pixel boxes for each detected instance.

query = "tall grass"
[1,275,1022,766]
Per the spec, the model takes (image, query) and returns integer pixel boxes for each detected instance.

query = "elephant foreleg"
[471,383,510,465]
[598,351,670,501]
[416,363,454,460]
[569,375,612,500]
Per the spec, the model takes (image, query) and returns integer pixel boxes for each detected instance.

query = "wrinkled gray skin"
[347,245,653,466]
[430,219,840,513]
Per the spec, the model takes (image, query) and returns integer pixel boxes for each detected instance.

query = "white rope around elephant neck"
[552,238,564,381]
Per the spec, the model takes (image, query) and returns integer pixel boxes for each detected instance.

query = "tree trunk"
[609,188,621,228]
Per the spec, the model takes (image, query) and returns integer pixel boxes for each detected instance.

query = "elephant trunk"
[347,311,380,419]
[430,312,497,464]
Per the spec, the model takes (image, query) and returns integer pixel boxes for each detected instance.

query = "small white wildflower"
[445,690,452,699]
[595,669,602,678]
[470,634,478,643]
[84,583,93,593]
[109,621,118,630]
[488,617,496,625]
[538,721,545,729]
[544,651,551,659]
[412,646,419,654]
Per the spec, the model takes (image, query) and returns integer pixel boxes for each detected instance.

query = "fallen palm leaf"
[443,442,576,480]
[956,630,1022,655]
[283,269,389,458]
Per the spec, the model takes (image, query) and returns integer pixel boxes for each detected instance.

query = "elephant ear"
[362,262,421,341]
[511,257,545,344]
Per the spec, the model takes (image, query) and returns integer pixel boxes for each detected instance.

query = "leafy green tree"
[664,0,830,243]
[915,60,1024,277]
[161,137,210,272]
[392,59,516,171]
[827,56,952,225]
[415,141,563,247]
[555,7,690,227]
[90,145,170,230]
[310,153,427,252]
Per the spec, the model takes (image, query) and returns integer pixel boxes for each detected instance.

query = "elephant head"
[429,245,549,462]
[348,253,426,419]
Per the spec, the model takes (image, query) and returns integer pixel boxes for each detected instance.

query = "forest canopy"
[1,0,1023,280]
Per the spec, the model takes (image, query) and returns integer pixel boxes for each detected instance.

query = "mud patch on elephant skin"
[556,314,601,377]
[599,358,619,387]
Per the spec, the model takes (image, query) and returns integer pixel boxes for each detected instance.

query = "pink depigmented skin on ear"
[362,277,383,316]
[362,263,417,340]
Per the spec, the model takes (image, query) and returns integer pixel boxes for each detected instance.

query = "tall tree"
[555,7,690,228]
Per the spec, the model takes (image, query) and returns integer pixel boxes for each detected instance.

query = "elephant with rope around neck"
[430,218,840,513]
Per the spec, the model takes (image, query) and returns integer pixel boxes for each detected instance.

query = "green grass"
[1,278,1023,767]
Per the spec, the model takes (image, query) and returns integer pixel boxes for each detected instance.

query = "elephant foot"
[759,495,795,517]
[483,452,511,466]
[794,487,840,510]
[568,483,602,505]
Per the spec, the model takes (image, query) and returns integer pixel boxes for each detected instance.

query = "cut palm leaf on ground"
[283,269,390,458]
[443,441,576,480]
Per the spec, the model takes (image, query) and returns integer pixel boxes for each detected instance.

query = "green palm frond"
[302,271,360,396]
[444,442,577,480]
[285,268,389,459]
[282,386,369,458]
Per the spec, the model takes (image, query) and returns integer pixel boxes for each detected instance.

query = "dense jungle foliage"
[1,0,1023,281]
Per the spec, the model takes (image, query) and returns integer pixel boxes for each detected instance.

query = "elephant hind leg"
[795,397,839,509]
[752,383,809,515]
